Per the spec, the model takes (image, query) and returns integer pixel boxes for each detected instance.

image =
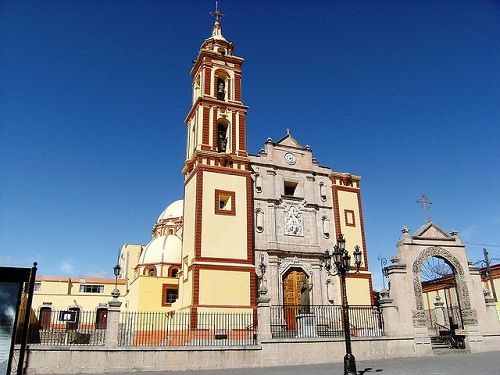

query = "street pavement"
[88,350,500,375]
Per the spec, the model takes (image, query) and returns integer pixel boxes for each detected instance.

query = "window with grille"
[79,284,104,293]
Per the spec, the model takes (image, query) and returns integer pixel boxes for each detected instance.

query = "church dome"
[157,200,183,222]
[139,235,182,265]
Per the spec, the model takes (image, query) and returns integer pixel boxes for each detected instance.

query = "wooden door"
[95,308,108,329]
[283,269,306,330]
[39,307,52,330]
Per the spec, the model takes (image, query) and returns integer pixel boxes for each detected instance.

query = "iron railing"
[425,305,463,332]
[18,308,106,346]
[118,311,256,346]
[270,305,384,339]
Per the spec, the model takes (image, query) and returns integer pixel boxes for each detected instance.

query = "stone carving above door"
[284,205,304,236]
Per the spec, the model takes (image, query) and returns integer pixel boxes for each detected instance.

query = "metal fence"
[270,305,384,339]
[18,308,106,346]
[119,311,256,346]
[425,305,463,332]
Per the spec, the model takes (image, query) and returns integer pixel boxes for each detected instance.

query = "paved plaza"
[87,350,500,375]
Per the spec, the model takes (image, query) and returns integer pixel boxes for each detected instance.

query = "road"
[88,350,500,375]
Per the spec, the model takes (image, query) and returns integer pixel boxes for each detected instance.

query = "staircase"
[431,335,469,355]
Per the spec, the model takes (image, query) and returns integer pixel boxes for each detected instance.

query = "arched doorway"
[282,267,307,330]
[420,256,462,331]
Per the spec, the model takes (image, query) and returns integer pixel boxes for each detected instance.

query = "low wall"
[25,336,419,374]
[482,333,500,352]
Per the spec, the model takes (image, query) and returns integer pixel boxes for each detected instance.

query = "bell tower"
[177,7,256,322]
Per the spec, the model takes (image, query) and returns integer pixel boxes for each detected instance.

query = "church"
[21,8,500,373]
[117,11,373,318]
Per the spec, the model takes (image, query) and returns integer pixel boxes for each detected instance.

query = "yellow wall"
[201,171,248,260]
[345,277,371,305]
[177,173,197,311]
[182,176,197,263]
[337,190,365,267]
[125,275,177,312]
[120,244,142,286]
[198,270,250,306]
[32,279,127,311]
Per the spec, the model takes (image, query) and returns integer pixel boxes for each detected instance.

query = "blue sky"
[1,0,499,289]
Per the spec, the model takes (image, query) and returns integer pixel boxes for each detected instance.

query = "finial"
[286,128,290,136]
[210,1,224,24]
[416,193,432,224]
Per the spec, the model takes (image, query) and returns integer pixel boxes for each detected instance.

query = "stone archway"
[412,246,477,327]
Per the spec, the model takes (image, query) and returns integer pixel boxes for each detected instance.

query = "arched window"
[171,268,179,278]
[217,77,225,100]
[215,70,229,101]
[147,267,156,276]
[217,120,230,153]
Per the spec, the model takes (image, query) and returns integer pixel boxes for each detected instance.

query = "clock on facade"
[284,152,296,165]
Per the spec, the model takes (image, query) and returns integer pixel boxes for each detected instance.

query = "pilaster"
[105,298,122,347]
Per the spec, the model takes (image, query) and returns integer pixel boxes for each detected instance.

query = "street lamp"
[112,263,121,299]
[323,234,363,375]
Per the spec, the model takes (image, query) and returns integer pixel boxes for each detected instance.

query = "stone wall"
[25,337,419,374]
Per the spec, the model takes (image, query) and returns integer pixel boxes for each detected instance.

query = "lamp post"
[112,263,121,299]
[323,234,362,375]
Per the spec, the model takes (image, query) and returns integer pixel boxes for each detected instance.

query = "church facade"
[117,15,373,317]
[32,13,374,318]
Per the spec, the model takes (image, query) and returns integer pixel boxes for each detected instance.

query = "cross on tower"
[417,194,432,224]
[210,1,224,23]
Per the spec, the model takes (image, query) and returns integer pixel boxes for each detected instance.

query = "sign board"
[0,267,31,375]
[58,311,77,323]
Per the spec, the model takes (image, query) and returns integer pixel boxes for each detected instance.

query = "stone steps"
[431,336,469,355]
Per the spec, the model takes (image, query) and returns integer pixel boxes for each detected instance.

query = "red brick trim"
[200,165,251,177]
[333,185,360,193]
[212,106,218,150]
[161,283,179,307]
[197,257,254,264]
[185,97,248,123]
[204,67,211,96]
[227,79,231,101]
[330,177,369,272]
[344,209,356,227]
[356,188,369,271]
[235,74,241,101]
[238,113,246,152]
[214,189,236,216]
[194,171,204,260]
[231,112,236,155]
[202,106,210,146]
[196,304,254,309]
[189,264,255,272]
[192,267,200,306]
[331,185,342,241]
